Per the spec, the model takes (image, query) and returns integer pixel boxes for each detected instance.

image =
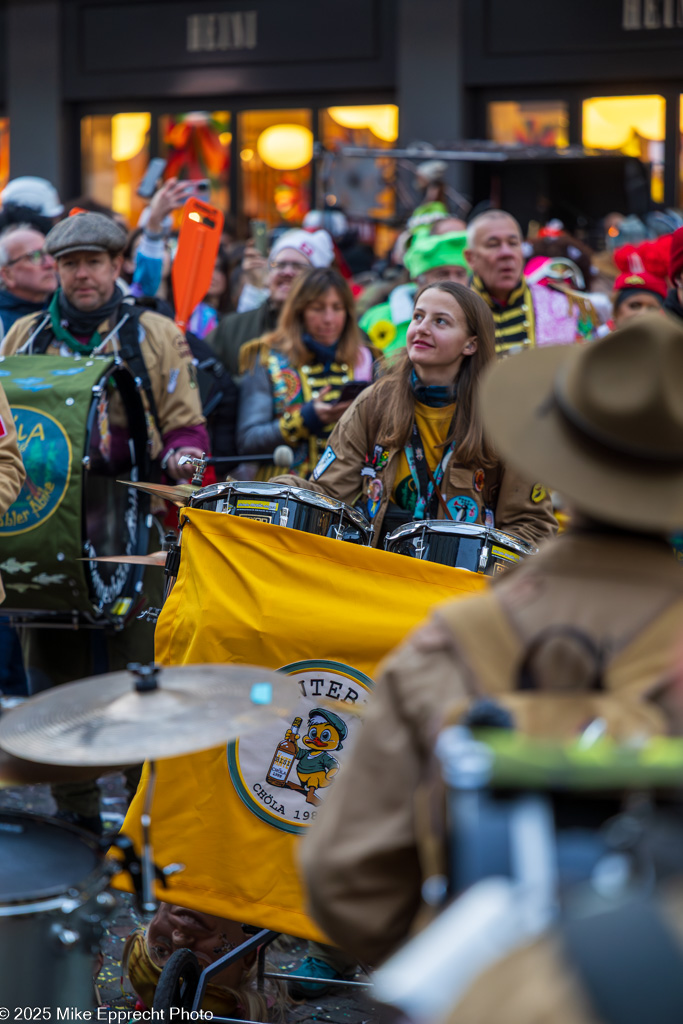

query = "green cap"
[309,707,348,749]
[404,230,468,280]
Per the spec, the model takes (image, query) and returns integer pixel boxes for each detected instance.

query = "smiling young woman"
[278,281,557,548]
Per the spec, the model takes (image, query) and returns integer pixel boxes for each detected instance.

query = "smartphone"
[137,158,168,199]
[335,381,371,404]
[180,179,211,201]
[250,219,269,257]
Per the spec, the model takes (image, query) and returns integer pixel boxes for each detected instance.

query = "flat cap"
[44,212,127,258]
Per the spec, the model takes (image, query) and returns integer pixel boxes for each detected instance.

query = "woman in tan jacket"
[285,281,556,549]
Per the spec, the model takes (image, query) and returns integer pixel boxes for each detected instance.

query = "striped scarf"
[471,274,536,355]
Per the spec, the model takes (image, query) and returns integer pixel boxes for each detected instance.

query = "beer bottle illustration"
[266,716,302,787]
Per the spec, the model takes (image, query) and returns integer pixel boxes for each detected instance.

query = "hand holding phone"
[250,219,269,258]
[335,381,370,404]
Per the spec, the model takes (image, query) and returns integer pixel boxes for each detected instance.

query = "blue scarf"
[410,368,457,407]
[303,334,340,370]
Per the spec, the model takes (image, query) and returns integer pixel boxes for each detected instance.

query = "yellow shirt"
[391,401,456,512]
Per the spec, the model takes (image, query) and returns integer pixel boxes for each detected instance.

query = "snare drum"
[190,481,372,545]
[0,354,150,626]
[0,811,116,1009]
[385,520,536,575]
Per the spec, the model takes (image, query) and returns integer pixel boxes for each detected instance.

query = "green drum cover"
[0,354,135,618]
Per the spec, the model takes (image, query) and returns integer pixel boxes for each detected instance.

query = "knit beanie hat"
[403,230,468,279]
[668,226,683,284]
[269,228,334,268]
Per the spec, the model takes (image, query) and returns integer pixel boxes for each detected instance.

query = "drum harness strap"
[20,302,161,434]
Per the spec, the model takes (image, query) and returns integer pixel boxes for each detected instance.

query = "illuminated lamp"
[111,113,151,162]
[256,125,313,170]
[583,96,664,150]
[240,148,254,162]
[328,105,398,142]
[219,132,233,146]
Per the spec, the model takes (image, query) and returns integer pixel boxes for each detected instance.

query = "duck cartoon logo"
[227,659,372,835]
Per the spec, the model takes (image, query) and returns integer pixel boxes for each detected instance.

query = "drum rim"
[0,809,107,909]
[190,481,372,532]
[385,519,536,555]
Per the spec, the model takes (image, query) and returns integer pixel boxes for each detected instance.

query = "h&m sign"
[187,10,258,52]
[623,0,683,28]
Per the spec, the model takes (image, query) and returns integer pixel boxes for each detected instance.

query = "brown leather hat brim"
[481,345,683,533]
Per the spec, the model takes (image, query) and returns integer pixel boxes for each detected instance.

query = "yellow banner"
[119,510,487,939]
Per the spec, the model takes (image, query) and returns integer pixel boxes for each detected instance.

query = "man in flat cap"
[301,314,683,969]
[0,212,209,830]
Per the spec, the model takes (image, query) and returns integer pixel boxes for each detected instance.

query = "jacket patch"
[447,495,479,523]
[0,415,5,438]
[531,483,547,503]
[311,445,336,481]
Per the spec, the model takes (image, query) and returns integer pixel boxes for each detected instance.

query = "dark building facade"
[1,0,682,231]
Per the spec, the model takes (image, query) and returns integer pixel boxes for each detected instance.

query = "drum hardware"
[178,445,295,487]
[119,479,199,507]
[190,480,373,545]
[385,520,536,575]
[0,661,299,920]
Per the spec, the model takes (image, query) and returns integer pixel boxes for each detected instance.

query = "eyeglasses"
[268,259,309,273]
[5,250,53,268]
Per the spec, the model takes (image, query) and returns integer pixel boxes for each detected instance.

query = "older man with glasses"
[208,227,334,377]
[0,224,57,339]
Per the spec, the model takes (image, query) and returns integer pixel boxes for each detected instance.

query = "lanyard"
[405,421,454,520]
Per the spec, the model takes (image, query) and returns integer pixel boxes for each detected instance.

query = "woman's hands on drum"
[166,446,205,480]
[313,387,353,427]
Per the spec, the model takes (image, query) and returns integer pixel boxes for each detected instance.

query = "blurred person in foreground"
[301,314,683,967]
[0,224,57,339]
[466,210,601,354]
[209,229,334,377]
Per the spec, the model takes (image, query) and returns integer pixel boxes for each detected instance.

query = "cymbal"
[117,480,198,506]
[79,552,166,567]
[0,750,120,788]
[0,664,299,766]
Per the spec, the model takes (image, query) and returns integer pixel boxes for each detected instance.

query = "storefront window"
[487,101,569,148]
[0,120,9,195]
[320,105,398,254]
[238,109,313,227]
[583,95,665,203]
[158,111,231,216]
[81,113,151,226]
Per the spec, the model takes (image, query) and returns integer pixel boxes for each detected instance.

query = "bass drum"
[385,520,536,575]
[0,353,150,625]
[0,810,116,1011]
[190,480,372,545]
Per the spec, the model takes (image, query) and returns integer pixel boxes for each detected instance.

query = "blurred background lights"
[256,124,314,170]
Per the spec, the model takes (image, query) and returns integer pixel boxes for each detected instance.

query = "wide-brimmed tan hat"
[480,313,683,532]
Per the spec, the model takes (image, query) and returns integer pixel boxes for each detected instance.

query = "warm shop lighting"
[328,105,399,142]
[583,96,665,149]
[219,132,233,146]
[256,125,313,170]
[111,113,151,162]
[240,148,254,162]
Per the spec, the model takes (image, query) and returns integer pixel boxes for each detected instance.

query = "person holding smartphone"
[282,281,556,548]
[237,266,376,479]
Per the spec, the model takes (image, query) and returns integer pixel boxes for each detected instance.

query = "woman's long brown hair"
[264,267,362,369]
[371,281,498,467]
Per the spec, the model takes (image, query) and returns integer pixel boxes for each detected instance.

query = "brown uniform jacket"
[274,383,557,549]
[300,529,683,966]
[0,382,26,602]
[0,308,206,461]
[449,884,683,1024]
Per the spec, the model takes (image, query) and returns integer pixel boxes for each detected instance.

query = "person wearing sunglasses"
[208,228,334,377]
[0,224,57,340]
